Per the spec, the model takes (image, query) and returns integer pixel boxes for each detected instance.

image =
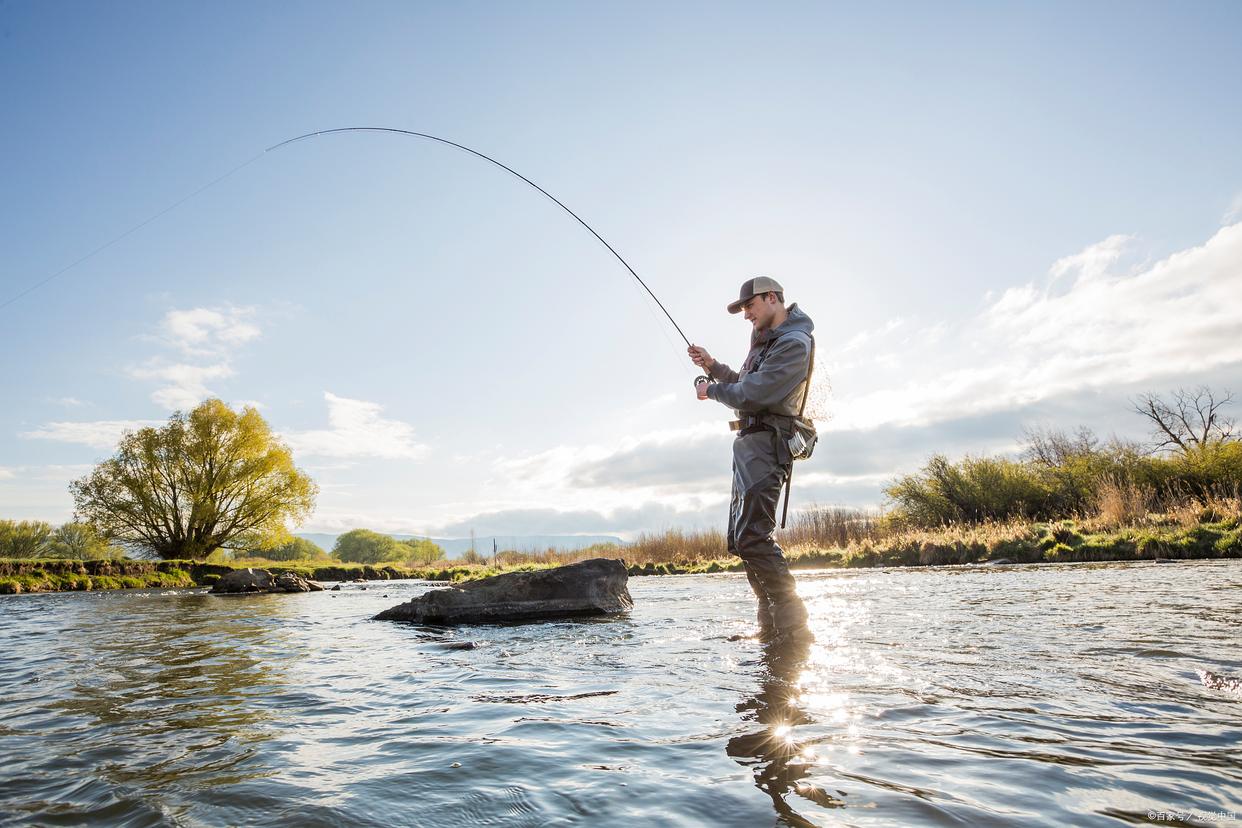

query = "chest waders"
[722,325,817,645]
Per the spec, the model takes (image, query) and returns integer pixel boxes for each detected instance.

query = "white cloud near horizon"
[833,222,1242,431]
[19,419,163,449]
[281,392,427,460]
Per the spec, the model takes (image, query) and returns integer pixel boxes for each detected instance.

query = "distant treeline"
[0,521,447,568]
[218,530,447,567]
[0,521,125,560]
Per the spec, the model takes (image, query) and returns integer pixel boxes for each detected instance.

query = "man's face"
[741,293,778,330]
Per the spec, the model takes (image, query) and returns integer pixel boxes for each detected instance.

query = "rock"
[984,558,1014,566]
[330,584,342,591]
[211,568,324,594]
[274,571,324,592]
[374,558,632,624]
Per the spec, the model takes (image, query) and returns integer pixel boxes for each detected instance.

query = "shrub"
[333,529,407,564]
[245,537,329,561]
[0,520,55,558]
[885,455,1053,527]
[399,538,446,565]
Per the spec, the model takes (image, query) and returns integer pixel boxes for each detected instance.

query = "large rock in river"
[211,568,324,594]
[374,558,632,624]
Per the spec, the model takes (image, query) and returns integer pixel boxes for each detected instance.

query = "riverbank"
[0,559,411,594]
[3,516,1238,594]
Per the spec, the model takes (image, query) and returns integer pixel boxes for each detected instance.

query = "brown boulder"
[211,568,324,594]
[374,558,632,624]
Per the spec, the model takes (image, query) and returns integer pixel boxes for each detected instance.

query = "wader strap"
[780,335,816,529]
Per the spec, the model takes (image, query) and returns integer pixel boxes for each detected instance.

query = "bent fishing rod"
[267,128,711,386]
[271,128,695,352]
[6,126,710,384]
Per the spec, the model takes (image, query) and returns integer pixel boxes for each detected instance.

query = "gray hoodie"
[705,303,815,417]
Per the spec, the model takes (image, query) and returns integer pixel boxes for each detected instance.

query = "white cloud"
[34,464,95,481]
[834,222,1242,431]
[20,419,162,449]
[161,306,260,356]
[495,422,724,491]
[48,396,86,407]
[282,392,427,460]
[1047,234,1132,286]
[839,317,905,354]
[0,466,17,480]
[127,305,261,410]
[127,361,234,410]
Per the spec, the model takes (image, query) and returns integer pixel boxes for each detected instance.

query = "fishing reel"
[694,375,713,389]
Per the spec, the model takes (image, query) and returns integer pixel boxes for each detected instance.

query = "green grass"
[0,563,197,594]
[3,515,1239,595]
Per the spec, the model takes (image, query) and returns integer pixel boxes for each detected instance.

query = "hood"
[754,303,814,346]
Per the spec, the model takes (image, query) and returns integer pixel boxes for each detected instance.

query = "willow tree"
[70,399,317,560]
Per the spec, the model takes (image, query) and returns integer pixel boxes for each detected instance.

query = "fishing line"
[0,150,268,311]
[265,127,696,351]
[6,127,701,371]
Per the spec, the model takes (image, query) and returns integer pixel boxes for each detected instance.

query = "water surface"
[2,560,1240,826]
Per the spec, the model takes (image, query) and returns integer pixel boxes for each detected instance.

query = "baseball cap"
[727,276,784,314]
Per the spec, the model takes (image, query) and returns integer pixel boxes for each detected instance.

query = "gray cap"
[727,276,784,314]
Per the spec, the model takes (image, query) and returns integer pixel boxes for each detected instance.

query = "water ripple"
[1,561,1240,826]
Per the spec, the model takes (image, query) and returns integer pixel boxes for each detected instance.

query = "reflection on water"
[728,638,838,827]
[2,561,1241,827]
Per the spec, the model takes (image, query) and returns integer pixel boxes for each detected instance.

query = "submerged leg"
[735,470,811,644]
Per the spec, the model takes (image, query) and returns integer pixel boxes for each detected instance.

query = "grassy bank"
[0,556,581,594]
[0,558,414,595]
[5,512,1239,595]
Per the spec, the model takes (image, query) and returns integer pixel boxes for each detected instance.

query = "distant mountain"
[295,532,625,558]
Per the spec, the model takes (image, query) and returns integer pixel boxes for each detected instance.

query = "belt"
[729,413,763,432]
[729,412,792,435]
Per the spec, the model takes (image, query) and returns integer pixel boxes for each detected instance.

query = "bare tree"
[1132,386,1236,454]
[1021,425,1099,467]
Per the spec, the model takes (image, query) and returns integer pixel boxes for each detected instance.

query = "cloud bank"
[282,392,426,460]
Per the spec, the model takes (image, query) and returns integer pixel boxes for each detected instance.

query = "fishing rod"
[268,127,698,361]
[8,127,711,384]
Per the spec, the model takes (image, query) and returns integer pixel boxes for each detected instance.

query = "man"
[688,276,814,645]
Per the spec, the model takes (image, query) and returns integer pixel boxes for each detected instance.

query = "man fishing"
[688,277,814,646]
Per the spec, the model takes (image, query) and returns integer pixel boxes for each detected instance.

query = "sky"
[2,1,1241,539]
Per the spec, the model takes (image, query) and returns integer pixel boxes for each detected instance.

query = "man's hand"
[696,378,710,401]
[688,345,715,372]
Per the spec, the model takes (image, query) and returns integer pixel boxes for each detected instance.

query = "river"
[1,560,1239,827]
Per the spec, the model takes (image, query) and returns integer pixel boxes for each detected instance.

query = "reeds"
[1092,476,1154,530]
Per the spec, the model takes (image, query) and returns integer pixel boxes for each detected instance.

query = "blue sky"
[3,1,1241,537]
